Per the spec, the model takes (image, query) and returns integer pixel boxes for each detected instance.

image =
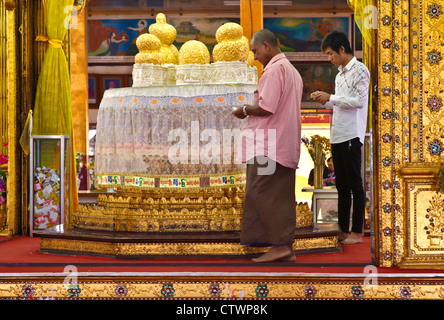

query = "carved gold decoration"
[397,165,444,269]
[73,185,313,233]
[2,275,444,299]
[295,202,313,228]
[0,3,8,235]
[40,234,336,257]
[74,186,245,232]
[375,0,444,269]
[0,1,18,236]
[74,0,86,13]
[1,275,444,299]
[178,40,210,65]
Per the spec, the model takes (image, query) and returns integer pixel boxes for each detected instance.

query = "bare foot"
[341,232,363,244]
[252,245,295,263]
[279,253,296,262]
[338,232,349,242]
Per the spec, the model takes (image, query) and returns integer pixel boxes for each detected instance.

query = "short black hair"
[321,30,353,54]
[251,29,279,48]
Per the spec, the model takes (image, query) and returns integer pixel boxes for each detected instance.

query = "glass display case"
[29,135,69,236]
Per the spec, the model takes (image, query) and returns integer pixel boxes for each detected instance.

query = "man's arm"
[313,68,370,110]
[327,71,370,109]
[232,104,273,119]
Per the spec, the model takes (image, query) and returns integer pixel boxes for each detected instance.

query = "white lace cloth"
[95,84,257,178]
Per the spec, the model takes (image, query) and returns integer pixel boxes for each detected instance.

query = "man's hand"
[312,91,331,105]
[232,105,248,119]
[232,104,272,118]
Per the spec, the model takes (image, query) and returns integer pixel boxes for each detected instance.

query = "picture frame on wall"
[264,14,351,62]
[168,16,240,53]
[89,0,164,10]
[292,63,339,109]
[88,17,156,63]
[88,74,133,109]
[88,76,97,104]
[103,77,122,91]
[87,14,242,63]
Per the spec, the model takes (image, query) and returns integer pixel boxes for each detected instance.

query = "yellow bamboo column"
[70,6,88,160]
[240,0,263,77]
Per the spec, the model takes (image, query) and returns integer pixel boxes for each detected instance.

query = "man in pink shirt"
[232,29,303,262]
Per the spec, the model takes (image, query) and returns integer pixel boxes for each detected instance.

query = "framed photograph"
[167,0,225,9]
[88,17,156,63]
[89,0,164,10]
[264,15,351,62]
[88,76,97,104]
[88,74,132,108]
[292,63,339,109]
[103,77,122,91]
[169,17,240,53]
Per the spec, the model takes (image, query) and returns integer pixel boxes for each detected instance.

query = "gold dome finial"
[135,33,163,65]
[156,13,167,24]
[213,22,249,63]
[149,12,179,64]
[178,40,210,65]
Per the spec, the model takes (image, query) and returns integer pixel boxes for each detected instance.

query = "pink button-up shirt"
[237,53,303,169]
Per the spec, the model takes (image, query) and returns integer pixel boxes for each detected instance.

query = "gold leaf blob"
[247,51,255,67]
[149,13,179,64]
[135,33,163,65]
[215,22,244,43]
[213,23,249,62]
[178,40,210,65]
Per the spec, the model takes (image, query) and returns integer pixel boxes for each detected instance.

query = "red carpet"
[0,235,439,274]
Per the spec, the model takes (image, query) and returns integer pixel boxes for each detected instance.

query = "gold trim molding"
[1,274,444,300]
[398,165,444,269]
[40,235,338,257]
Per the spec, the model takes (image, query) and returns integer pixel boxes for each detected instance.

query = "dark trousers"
[331,137,365,234]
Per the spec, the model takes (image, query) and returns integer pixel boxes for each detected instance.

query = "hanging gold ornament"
[74,0,87,13]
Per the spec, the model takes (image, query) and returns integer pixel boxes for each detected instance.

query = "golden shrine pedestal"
[40,195,339,258]
[39,84,340,258]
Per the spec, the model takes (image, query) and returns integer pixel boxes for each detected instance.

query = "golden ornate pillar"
[240,0,263,77]
[70,3,88,159]
[375,0,444,268]
[0,0,19,236]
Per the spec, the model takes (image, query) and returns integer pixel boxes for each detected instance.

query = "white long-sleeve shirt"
[323,57,370,145]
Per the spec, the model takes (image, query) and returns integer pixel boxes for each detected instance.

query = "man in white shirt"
[312,31,370,245]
